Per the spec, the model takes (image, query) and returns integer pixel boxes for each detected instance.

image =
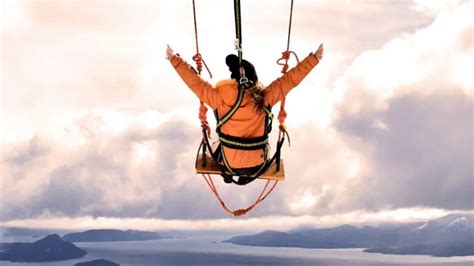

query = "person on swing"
[166,44,324,180]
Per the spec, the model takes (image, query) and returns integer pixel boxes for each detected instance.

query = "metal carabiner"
[239,76,249,85]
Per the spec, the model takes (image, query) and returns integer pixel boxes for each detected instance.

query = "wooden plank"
[196,155,285,181]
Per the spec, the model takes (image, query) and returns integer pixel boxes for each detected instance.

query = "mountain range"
[223,213,474,257]
[1,213,472,261]
[62,229,162,242]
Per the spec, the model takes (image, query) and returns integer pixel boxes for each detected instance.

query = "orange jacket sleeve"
[264,53,320,107]
[170,55,221,109]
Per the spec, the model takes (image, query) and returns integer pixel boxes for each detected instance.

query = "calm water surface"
[0,235,473,266]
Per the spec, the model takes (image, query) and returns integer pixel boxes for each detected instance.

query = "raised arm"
[264,44,324,107]
[166,45,220,109]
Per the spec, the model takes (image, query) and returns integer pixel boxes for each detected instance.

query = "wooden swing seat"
[196,155,285,181]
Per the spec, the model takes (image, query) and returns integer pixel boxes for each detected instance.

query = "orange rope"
[192,53,212,136]
[198,102,210,136]
[195,138,279,217]
[202,174,279,217]
[192,53,213,79]
[276,50,299,74]
[191,0,212,79]
[276,0,297,141]
[278,97,287,126]
[276,50,299,140]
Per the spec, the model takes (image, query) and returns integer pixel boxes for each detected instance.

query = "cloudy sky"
[1,0,472,232]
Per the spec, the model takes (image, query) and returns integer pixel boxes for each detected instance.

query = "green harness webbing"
[209,85,281,185]
[216,87,244,129]
[233,0,253,89]
[234,0,243,68]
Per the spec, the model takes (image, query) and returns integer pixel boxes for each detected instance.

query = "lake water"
[0,235,473,266]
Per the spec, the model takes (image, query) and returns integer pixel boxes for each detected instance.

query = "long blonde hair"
[248,81,265,113]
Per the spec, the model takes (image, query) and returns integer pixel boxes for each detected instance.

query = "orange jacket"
[170,53,320,169]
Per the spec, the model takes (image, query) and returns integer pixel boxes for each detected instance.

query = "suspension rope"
[192,0,200,55]
[192,0,213,167]
[276,0,297,147]
[286,0,294,52]
[192,0,213,79]
[233,0,243,67]
[276,0,298,74]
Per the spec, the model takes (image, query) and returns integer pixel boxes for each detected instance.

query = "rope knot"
[276,50,300,74]
[233,209,248,217]
[199,102,210,135]
[278,108,287,124]
[192,53,203,73]
[192,53,213,78]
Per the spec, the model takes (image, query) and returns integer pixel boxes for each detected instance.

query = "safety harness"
[212,92,276,186]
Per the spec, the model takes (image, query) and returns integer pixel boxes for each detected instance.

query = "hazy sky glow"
[1,0,472,231]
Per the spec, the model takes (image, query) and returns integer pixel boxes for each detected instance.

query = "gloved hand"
[315,43,324,61]
[166,45,175,61]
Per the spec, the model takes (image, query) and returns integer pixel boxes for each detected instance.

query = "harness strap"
[247,134,286,179]
[233,0,243,67]
[219,133,268,150]
[198,129,236,179]
[222,128,286,186]
[216,87,244,129]
[214,102,273,179]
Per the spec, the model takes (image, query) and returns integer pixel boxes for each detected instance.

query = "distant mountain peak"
[416,213,474,232]
[74,259,119,266]
[333,224,357,230]
[440,213,474,222]
[261,230,283,234]
[34,234,67,245]
[448,216,474,229]
[40,234,62,240]
[0,234,86,262]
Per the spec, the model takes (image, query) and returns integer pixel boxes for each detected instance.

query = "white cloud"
[332,2,473,211]
[1,208,467,232]
[0,111,199,220]
[1,0,471,226]
[0,1,31,32]
[333,2,472,102]
[412,0,466,16]
[1,0,434,143]
[332,1,473,118]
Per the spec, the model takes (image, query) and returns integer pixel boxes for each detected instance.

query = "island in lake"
[0,234,86,262]
[63,229,162,242]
